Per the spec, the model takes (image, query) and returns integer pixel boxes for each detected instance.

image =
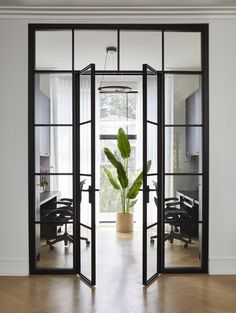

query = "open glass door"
[77,64,96,285]
[142,64,161,285]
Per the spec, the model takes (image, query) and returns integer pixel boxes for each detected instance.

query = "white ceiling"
[0,0,236,7]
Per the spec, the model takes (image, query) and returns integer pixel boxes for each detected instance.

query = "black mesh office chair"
[150,181,192,248]
[45,179,90,249]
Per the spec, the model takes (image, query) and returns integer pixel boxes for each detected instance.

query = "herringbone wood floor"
[0,275,235,313]
[0,227,235,313]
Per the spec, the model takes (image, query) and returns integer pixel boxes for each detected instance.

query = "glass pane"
[147,123,158,174]
[35,127,72,173]
[35,223,73,269]
[165,127,202,173]
[147,72,158,124]
[35,175,73,221]
[164,175,202,268]
[120,31,162,70]
[80,226,92,280]
[75,30,117,70]
[165,75,201,125]
[147,225,158,280]
[98,75,138,135]
[80,191,92,228]
[80,74,91,123]
[80,124,91,174]
[35,74,72,125]
[164,32,201,71]
[36,31,72,70]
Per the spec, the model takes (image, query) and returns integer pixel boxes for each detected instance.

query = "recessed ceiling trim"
[1,6,236,19]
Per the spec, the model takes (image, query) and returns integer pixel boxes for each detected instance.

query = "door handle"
[88,186,93,204]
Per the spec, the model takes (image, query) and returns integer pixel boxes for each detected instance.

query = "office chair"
[45,179,90,249]
[150,181,192,248]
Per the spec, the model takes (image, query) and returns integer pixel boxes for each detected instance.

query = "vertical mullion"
[91,64,96,285]
[29,25,36,274]
[117,29,120,71]
[160,29,165,272]
[142,64,147,285]
[76,72,81,274]
[201,27,209,273]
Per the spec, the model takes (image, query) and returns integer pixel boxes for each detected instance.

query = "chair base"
[150,228,191,248]
[47,233,90,249]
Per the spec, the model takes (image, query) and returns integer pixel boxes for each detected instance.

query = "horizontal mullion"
[35,173,73,175]
[164,124,203,127]
[146,222,158,230]
[165,173,203,176]
[146,120,158,126]
[80,223,92,230]
[147,173,158,176]
[80,173,92,177]
[164,220,203,224]
[100,134,137,140]
[79,120,91,126]
[145,273,159,286]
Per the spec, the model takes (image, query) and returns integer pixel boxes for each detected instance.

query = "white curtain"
[165,75,174,197]
[50,75,73,198]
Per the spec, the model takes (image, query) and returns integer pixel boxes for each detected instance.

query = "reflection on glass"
[147,226,158,280]
[165,127,202,173]
[120,31,162,70]
[165,75,201,125]
[35,127,72,173]
[80,124,91,174]
[164,175,202,268]
[164,32,201,71]
[36,31,72,70]
[80,74,91,123]
[147,73,158,123]
[147,123,158,174]
[35,74,72,125]
[80,226,92,280]
[75,30,117,70]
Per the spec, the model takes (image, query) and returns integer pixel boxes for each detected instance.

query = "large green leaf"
[116,162,129,189]
[129,199,138,209]
[103,168,120,190]
[104,148,120,168]
[117,128,131,159]
[126,160,152,199]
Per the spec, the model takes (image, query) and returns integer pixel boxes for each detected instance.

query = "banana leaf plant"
[103,128,151,214]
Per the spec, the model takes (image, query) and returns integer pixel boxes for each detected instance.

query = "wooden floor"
[0,275,235,313]
[0,227,235,313]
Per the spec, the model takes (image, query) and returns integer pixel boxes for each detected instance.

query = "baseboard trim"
[209,257,236,274]
[0,258,29,276]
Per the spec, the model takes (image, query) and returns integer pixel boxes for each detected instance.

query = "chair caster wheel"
[150,239,155,244]
[86,241,90,246]
[184,243,188,248]
[49,245,54,250]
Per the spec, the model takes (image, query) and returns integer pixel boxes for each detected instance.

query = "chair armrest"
[54,200,72,206]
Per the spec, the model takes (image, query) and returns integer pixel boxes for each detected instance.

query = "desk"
[176,190,199,237]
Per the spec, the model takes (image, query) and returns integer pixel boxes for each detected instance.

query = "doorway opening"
[29,24,209,286]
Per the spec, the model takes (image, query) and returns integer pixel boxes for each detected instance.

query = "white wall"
[0,15,235,275]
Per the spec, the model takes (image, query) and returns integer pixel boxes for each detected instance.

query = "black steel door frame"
[28,23,209,282]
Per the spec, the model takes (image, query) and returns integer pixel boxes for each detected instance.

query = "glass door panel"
[77,64,96,285]
[143,64,160,285]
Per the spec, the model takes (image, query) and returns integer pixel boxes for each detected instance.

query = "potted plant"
[103,128,151,233]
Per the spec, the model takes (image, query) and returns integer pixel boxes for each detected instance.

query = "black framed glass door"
[77,64,96,285]
[142,64,161,285]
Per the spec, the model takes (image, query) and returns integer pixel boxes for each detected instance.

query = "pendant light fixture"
[98,46,138,94]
